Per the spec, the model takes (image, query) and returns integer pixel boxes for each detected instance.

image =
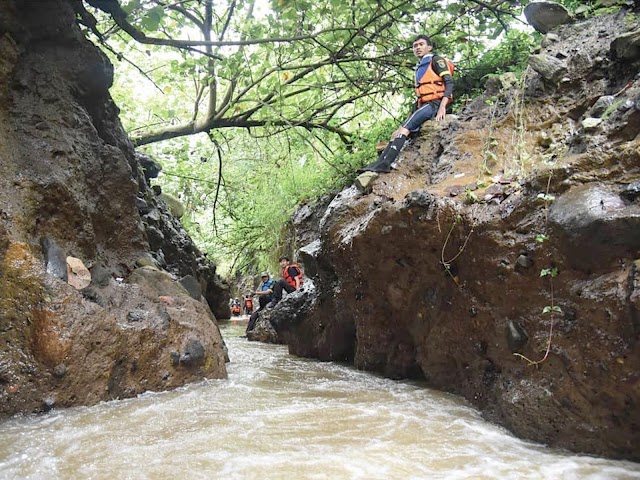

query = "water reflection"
[0,322,639,479]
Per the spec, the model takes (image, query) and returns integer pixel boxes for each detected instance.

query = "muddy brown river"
[1,321,639,479]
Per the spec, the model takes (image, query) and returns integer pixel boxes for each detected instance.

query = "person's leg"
[401,101,438,132]
[247,297,268,332]
[358,138,404,173]
[272,281,283,302]
[358,103,437,174]
[271,279,295,304]
[247,309,259,331]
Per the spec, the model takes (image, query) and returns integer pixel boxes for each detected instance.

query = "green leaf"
[540,267,559,278]
[542,305,563,315]
[535,233,549,243]
[537,193,555,203]
[490,26,504,40]
[141,6,164,32]
[122,0,141,15]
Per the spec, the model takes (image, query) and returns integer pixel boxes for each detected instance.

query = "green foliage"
[540,267,559,278]
[535,233,549,243]
[79,0,542,277]
[553,0,632,16]
[463,190,479,205]
[537,193,556,204]
[454,29,539,102]
[138,119,395,274]
[542,305,563,315]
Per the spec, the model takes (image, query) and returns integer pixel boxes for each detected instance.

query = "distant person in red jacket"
[269,256,304,307]
[231,298,241,316]
[244,295,253,315]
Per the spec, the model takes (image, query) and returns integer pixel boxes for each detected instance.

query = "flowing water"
[1,321,639,480]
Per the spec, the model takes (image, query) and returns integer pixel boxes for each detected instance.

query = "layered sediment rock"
[278,10,640,461]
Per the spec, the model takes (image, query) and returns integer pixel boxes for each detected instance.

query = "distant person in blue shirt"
[246,272,275,332]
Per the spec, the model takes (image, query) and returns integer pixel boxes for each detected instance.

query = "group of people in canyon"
[245,255,304,332]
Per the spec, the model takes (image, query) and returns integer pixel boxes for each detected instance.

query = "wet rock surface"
[0,0,227,418]
[246,280,317,345]
[274,9,640,461]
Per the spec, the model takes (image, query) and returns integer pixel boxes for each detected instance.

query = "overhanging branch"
[132,118,352,146]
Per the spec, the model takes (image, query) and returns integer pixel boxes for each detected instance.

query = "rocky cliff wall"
[276,9,640,461]
[0,0,228,417]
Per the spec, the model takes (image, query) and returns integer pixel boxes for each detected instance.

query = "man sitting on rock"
[268,256,304,308]
[246,272,275,332]
[359,34,453,174]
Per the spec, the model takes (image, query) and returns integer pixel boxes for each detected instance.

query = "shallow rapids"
[1,321,639,479]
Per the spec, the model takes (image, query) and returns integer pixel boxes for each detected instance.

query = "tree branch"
[84,0,363,49]
[132,117,352,146]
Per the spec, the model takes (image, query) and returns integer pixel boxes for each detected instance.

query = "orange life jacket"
[245,298,253,308]
[415,56,454,107]
[231,304,241,314]
[282,263,303,288]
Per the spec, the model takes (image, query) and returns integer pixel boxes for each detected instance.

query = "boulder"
[528,54,568,83]
[40,237,68,281]
[135,152,162,184]
[298,239,321,279]
[524,1,571,34]
[355,171,379,193]
[611,29,640,60]
[0,0,229,419]
[246,310,280,344]
[581,117,603,130]
[179,274,203,300]
[66,256,91,290]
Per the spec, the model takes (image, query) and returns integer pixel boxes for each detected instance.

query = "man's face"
[261,275,268,282]
[412,38,432,58]
[279,259,288,268]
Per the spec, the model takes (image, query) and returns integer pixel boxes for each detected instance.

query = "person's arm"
[256,284,273,295]
[433,56,453,121]
[435,95,449,121]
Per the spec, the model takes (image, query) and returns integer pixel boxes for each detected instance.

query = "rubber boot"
[358,135,407,173]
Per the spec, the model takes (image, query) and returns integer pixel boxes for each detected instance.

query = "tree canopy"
[76,0,536,146]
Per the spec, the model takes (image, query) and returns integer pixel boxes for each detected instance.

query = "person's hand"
[435,98,449,122]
